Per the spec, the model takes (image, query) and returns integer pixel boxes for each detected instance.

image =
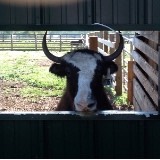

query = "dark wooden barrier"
[132,31,159,111]
[0,111,159,159]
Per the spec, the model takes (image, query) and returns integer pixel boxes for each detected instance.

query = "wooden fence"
[87,31,132,96]
[0,33,85,51]
[130,31,159,111]
[0,111,159,159]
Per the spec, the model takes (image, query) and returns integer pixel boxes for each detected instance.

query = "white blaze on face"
[64,52,102,111]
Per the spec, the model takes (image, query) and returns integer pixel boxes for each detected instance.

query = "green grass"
[0,52,128,106]
[0,55,65,98]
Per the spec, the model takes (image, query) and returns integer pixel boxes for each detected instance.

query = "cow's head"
[42,31,124,112]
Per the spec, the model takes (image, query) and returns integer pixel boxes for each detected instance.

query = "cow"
[42,31,124,112]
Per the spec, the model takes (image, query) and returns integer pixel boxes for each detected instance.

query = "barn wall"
[0,0,160,30]
[0,112,159,159]
[132,31,160,111]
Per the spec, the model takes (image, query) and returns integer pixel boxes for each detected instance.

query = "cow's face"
[42,31,123,112]
[49,50,118,112]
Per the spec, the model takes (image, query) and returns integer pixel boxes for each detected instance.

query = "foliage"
[105,86,128,106]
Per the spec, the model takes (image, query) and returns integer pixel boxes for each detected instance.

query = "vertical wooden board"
[147,0,153,24]
[78,121,94,158]
[66,2,78,24]
[95,0,101,23]
[62,121,82,158]
[0,1,11,25]
[61,4,67,24]
[128,121,145,158]
[128,61,135,104]
[86,0,92,24]
[29,121,44,158]
[44,120,94,159]
[49,6,62,25]
[94,120,145,158]
[152,0,160,24]
[113,0,118,24]
[113,121,136,158]
[93,121,115,158]
[100,0,113,24]
[9,1,28,25]
[63,121,94,158]
[43,121,65,158]
[1,121,16,158]
[13,121,33,158]
[77,1,84,24]
[138,0,145,24]
[0,121,5,158]
[130,0,138,24]
[144,121,160,158]
[27,6,35,24]
[117,0,130,24]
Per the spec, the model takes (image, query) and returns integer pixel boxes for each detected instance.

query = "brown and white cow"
[42,31,124,112]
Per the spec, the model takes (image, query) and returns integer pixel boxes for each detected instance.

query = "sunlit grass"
[0,54,65,97]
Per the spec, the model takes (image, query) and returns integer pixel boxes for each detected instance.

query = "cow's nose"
[87,102,96,108]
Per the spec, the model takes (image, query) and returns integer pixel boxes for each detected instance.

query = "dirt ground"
[0,51,133,112]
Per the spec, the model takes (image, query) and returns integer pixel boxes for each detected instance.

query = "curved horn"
[104,32,124,61]
[42,31,62,63]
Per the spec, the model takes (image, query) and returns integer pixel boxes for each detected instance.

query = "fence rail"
[0,33,85,51]
[87,31,132,96]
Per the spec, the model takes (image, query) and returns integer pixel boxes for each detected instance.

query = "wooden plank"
[98,38,115,48]
[104,31,108,53]
[136,31,160,44]
[115,33,122,95]
[133,97,141,111]
[133,79,156,111]
[109,34,115,54]
[98,47,107,56]
[128,61,135,104]
[133,65,158,106]
[132,50,158,85]
[89,36,98,52]
[133,37,158,64]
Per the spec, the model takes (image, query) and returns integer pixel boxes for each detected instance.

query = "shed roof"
[0,0,160,31]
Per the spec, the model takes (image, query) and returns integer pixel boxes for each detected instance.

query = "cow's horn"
[104,32,124,61]
[42,31,62,63]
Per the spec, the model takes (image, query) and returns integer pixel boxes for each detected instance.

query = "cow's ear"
[49,63,66,77]
[104,61,118,75]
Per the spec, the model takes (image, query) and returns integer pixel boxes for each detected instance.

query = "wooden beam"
[133,65,158,106]
[128,61,135,104]
[115,33,122,96]
[132,50,158,85]
[133,79,156,111]
[89,36,98,52]
[133,37,158,64]
[104,31,108,53]
[133,97,141,111]
[136,31,160,44]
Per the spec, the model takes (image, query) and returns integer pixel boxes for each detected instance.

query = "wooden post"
[99,31,104,50]
[158,46,160,114]
[128,61,135,104]
[104,31,108,53]
[115,33,122,96]
[11,34,13,51]
[89,36,98,52]
[34,33,37,50]
[109,34,115,54]
[59,34,62,52]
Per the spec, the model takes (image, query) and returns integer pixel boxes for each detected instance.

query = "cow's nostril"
[88,103,96,108]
